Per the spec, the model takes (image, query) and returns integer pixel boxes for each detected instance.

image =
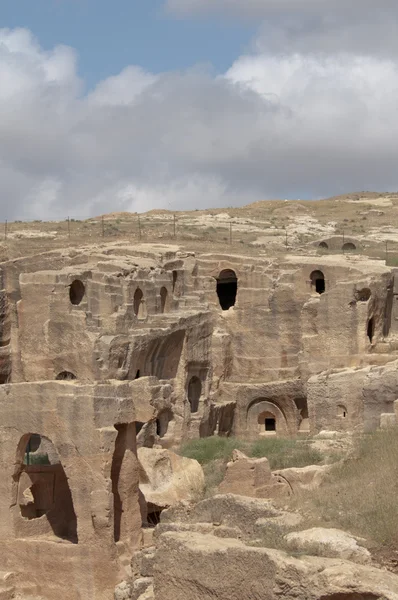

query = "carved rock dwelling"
[0,242,397,598]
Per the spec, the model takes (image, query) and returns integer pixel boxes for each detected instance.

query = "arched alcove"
[247,399,289,436]
[160,287,168,313]
[367,317,375,343]
[134,288,144,318]
[156,410,173,438]
[111,423,138,543]
[56,371,77,381]
[319,241,328,249]
[216,269,237,310]
[342,242,356,252]
[337,404,348,418]
[15,434,78,543]
[310,270,325,294]
[187,376,202,413]
[69,280,85,305]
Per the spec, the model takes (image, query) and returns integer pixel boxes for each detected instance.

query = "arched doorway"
[187,376,202,413]
[258,411,277,433]
[216,269,237,310]
[15,434,78,543]
[247,399,289,436]
[367,317,375,343]
[111,423,140,544]
[310,270,325,294]
[69,280,85,305]
[172,270,178,292]
[156,410,173,438]
[134,288,145,319]
[160,287,168,313]
[319,241,328,249]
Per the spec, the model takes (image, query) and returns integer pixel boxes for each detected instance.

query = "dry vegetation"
[4,191,398,262]
[304,428,398,549]
[180,429,398,570]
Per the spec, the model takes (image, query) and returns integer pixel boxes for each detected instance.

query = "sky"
[1,0,398,219]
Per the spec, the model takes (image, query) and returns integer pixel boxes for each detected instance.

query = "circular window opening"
[69,280,85,305]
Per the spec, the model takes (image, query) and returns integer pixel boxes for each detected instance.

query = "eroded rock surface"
[154,531,398,600]
[284,527,371,564]
[138,447,205,514]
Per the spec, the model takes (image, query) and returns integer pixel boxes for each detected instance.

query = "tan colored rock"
[218,450,291,498]
[154,530,398,600]
[138,447,205,511]
[114,581,132,600]
[0,239,396,598]
[136,586,154,600]
[284,527,371,564]
[161,493,298,540]
[273,464,332,493]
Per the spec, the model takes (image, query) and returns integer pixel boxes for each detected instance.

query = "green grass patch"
[180,436,322,470]
[180,436,246,465]
[250,438,322,469]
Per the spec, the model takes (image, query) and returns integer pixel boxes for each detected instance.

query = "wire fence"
[1,215,398,265]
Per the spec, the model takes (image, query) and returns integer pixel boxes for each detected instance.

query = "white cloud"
[88,66,157,107]
[2,27,398,219]
[166,0,398,57]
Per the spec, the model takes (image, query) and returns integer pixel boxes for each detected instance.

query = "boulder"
[114,581,132,600]
[284,527,371,564]
[154,530,398,600]
[138,448,204,510]
[273,464,332,493]
[218,450,291,499]
[161,493,299,540]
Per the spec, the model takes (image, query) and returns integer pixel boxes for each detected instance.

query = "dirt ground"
[3,191,398,262]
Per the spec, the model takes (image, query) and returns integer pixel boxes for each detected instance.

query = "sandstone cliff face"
[0,242,397,598]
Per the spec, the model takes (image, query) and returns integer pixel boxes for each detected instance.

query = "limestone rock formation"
[273,463,332,493]
[138,447,204,515]
[160,493,301,540]
[154,531,398,600]
[218,449,291,498]
[284,527,371,564]
[0,240,396,598]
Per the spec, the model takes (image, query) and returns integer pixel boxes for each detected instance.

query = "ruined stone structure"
[0,242,398,597]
